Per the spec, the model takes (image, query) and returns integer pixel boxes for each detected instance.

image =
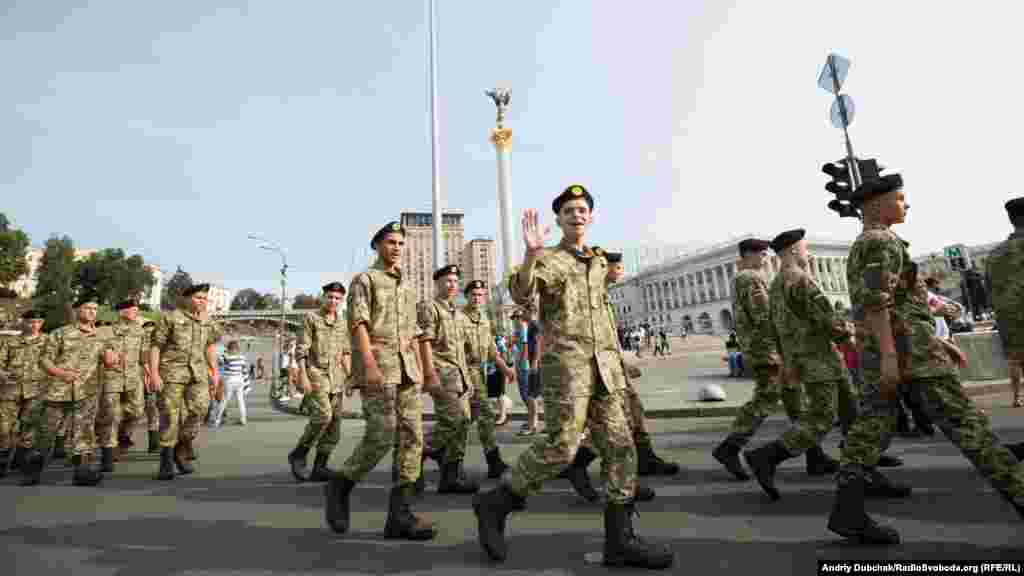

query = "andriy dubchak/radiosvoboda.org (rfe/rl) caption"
[818,561,1022,575]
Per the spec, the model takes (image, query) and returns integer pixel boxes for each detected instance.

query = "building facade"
[142,264,163,310]
[460,238,496,290]
[205,285,233,314]
[400,210,466,302]
[608,234,854,335]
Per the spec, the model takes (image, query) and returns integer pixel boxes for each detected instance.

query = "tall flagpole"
[428,0,444,270]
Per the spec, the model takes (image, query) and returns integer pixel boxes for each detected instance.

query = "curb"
[270,380,1014,421]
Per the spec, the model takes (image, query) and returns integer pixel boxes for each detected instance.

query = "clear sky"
[3,1,1021,296]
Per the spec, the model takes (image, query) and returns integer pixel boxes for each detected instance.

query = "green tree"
[162,266,193,310]
[230,288,262,310]
[292,293,320,309]
[74,248,156,305]
[33,235,77,330]
[255,293,282,310]
[0,213,31,288]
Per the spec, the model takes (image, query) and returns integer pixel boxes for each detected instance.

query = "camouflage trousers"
[339,378,423,485]
[95,386,144,448]
[779,378,841,455]
[427,376,471,463]
[158,381,208,448]
[297,387,341,455]
[29,396,100,457]
[508,360,637,504]
[842,374,1024,505]
[726,364,804,448]
[469,369,498,452]
[581,380,647,448]
[0,395,44,450]
[145,391,159,431]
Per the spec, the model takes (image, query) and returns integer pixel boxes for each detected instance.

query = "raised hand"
[522,209,550,253]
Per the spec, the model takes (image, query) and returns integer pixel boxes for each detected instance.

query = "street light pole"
[248,234,289,400]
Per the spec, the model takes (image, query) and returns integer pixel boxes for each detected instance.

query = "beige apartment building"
[460,238,496,290]
[400,210,466,302]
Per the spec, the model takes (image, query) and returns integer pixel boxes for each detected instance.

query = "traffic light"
[822,159,855,201]
[822,157,886,220]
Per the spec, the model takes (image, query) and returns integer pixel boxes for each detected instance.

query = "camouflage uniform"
[726,268,802,445]
[420,298,472,465]
[95,320,147,450]
[151,309,222,448]
[295,308,351,455]
[988,230,1024,367]
[504,240,636,504]
[0,333,48,459]
[842,228,1024,500]
[338,260,424,485]
[462,304,500,454]
[143,325,160,435]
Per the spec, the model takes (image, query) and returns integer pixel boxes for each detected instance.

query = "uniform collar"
[558,238,593,260]
[372,258,403,279]
[434,296,456,312]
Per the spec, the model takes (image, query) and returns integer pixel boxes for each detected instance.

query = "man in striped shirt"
[212,340,248,427]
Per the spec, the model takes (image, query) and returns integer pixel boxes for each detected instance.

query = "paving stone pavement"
[2,339,1022,575]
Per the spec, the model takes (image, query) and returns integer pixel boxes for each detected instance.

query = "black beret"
[433,264,461,281]
[21,310,45,320]
[770,229,806,253]
[464,279,486,295]
[183,283,210,296]
[605,251,623,264]
[73,291,101,307]
[114,298,139,311]
[851,174,903,206]
[738,238,771,255]
[371,221,405,249]
[142,321,156,329]
[1005,197,1024,220]
[552,184,594,214]
[322,282,346,294]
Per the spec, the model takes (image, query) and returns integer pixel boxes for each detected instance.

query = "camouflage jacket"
[152,309,222,384]
[461,305,495,386]
[40,323,112,402]
[769,265,850,382]
[987,231,1024,354]
[100,320,148,394]
[419,298,470,393]
[296,308,351,393]
[899,278,958,379]
[512,239,623,397]
[732,268,780,366]
[847,226,910,370]
[347,260,423,387]
[0,334,48,400]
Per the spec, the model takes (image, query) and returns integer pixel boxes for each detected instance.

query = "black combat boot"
[712,438,750,481]
[636,437,680,476]
[52,436,66,460]
[602,501,674,569]
[71,454,103,487]
[0,449,9,477]
[156,447,175,480]
[173,441,194,475]
[864,468,912,499]
[484,447,510,479]
[634,483,655,502]
[806,445,839,476]
[1006,442,1024,462]
[384,483,438,540]
[877,453,903,467]
[11,446,26,471]
[473,484,527,562]
[562,446,600,502]
[148,431,160,453]
[744,441,792,501]
[20,450,45,486]
[308,452,334,483]
[438,460,479,494]
[325,472,356,533]
[827,473,900,544]
[288,444,310,482]
[100,447,115,473]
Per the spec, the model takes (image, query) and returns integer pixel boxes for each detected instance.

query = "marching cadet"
[142,320,160,453]
[827,171,1024,545]
[419,264,479,494]
[743,230,862,500]
[325,221,436,541]
[149,283,223,481]
[989,197,1024,459]
[712,238,810,480]
[94,298,148,472]
[557,248,664,503]
[21,291,117,486]
[288,281,351,482]
[473,185,673,570]
[0,310,48,475]
[461,279,515,479]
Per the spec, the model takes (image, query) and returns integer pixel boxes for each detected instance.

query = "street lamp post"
[248,234,289,400]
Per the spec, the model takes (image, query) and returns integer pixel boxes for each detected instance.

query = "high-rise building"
[461,238,496,291]
[399,210,465,302]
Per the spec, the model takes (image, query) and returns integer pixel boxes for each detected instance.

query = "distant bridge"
[211,309,312,327]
